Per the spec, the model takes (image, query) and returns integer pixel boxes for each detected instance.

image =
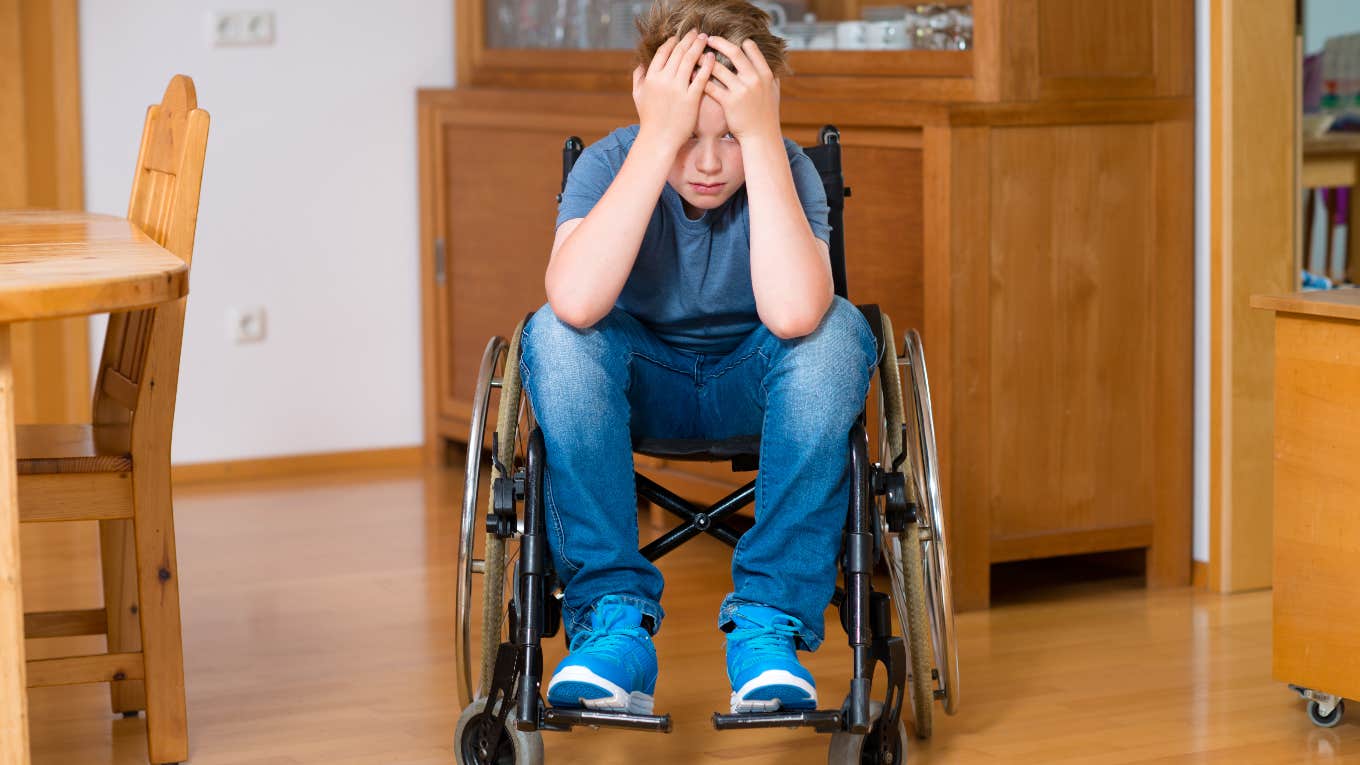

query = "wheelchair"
[453,126,958,764]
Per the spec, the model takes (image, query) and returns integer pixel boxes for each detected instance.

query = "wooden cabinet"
[420,0,1194,609]
[457,0,1190,101]
[1253,291,1360,710]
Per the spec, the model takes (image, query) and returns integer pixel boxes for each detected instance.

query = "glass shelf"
[483,1,973,53]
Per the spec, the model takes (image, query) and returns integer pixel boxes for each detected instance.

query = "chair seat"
[17,423,132,475]
[633,434,761,462]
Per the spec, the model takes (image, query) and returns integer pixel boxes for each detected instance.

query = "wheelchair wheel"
[826,701,908,764]
[875,313,936,739]
[900,326,960,718]
[875,314,960,738]
[454,698,544,765]
[457,319,532,709]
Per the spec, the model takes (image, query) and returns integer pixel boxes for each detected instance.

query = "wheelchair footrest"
[541,707,673,733]
[711,709,844,733]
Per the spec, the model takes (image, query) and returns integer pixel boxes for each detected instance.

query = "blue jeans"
[518,296,878,652]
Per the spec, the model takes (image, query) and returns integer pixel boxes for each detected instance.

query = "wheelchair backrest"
[559,126,850,300]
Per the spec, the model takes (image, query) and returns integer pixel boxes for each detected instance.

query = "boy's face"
[667,95,745,217]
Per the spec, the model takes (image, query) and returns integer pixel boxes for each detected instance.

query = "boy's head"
[635,1,789,219]
[635,1,789,79]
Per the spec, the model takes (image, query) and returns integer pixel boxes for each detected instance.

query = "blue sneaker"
[546,599,658,714]
[725,605,817,713]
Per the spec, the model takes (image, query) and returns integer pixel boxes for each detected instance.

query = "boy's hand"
[633,29,717,152]
[701,37,781,144]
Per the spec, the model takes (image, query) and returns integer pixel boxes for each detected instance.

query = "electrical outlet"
[228,307,268,344]
[209,10,275,47]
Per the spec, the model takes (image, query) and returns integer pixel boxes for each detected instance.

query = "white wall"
[79,0,454,464]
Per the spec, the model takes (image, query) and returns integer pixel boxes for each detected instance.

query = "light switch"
[210,10,275,47]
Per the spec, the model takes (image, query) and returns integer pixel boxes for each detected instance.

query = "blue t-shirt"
[555,125,832,355]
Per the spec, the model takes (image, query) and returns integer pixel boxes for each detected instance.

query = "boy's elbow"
[546,300,593,330]
[544,263,611,329]
[766,294,833,340]
[766,310,822,340]
[768,316,819,341]
[543,290,603,331]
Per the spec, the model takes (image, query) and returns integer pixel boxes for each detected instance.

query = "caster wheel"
[454,698,544,765]
[1309,699,1345,728]
[828,702,908,765]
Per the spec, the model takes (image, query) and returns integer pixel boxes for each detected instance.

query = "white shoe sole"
[730,669,817,713]
[547,665,655,715]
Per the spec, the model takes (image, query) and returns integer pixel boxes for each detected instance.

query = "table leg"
[0,325,30,765]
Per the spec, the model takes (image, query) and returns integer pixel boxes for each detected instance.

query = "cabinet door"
[428,113,616,439]
[997,0,1193,101]
[983,122,1193,572]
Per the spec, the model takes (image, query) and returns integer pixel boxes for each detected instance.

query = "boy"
[519,0,877,716]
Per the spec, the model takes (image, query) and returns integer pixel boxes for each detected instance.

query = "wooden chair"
[15,75,208,765]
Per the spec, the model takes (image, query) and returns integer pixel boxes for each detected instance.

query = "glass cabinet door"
[483,1,973,53]
[484,0,636,49]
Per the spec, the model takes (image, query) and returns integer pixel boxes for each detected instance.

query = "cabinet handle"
[435,238,447,284]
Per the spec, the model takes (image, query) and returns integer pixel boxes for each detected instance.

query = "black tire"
[454,699,544,765]
[1308,699,1345,728]
[827,701,908,764]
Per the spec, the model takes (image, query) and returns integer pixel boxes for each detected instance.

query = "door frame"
[1206,0,1299,592]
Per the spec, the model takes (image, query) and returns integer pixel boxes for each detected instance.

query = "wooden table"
[0,209,187,765]
[1303,134,1360,284]
[1252,288,1360,727]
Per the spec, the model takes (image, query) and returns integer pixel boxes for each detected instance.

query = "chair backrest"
[560,125,850,298]
[91,75,210,443]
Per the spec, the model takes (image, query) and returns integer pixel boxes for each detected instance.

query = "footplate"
[711,709,844,733]
[541,707,673,733]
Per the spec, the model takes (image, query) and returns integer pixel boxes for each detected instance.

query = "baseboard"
[1191,560,1209,590]
[989,524,1155,564]
[171,446,422,486]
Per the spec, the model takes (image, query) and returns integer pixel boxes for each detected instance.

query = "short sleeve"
[789,150,832,245]
[556,143,616,229]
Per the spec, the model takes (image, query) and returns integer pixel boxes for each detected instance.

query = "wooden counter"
[1252,288,1360,708]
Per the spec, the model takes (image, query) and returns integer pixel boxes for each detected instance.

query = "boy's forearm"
[742,133,834,339]
[546,131,677,328]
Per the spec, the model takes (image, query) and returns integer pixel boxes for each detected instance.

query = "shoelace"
[732,618,800,657]
[569,625,649,655]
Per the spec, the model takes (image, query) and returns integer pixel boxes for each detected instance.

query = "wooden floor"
[19,464,1359,764]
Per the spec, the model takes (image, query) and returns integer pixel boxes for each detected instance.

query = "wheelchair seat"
[632,434,761,462]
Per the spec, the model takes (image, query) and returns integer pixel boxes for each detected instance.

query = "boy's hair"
[635,0,791,78]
